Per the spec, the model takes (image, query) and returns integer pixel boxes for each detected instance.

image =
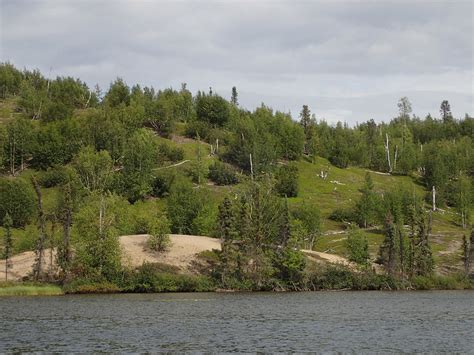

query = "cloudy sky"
[1,0,472,124]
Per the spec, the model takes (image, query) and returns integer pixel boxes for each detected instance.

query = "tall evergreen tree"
[461,234,470,276]
[31,176,47,280]
[355,173,380,228]
[440,100,452,123]
[379,213,397,276]
[3,213,13,281]
[231,86,238,106]
[414,210,434,276]
[299,105,311,153]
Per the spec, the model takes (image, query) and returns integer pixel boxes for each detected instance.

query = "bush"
[0,177,36,227]
[146,219,171,252]
[185,120,211,140]
[329,207,355,222]
[122,263,216,292]
[151,171,176,197]
[275,163,298,197]
[38,166,70,187]
[208,161,238,185]
[158,143,184,162]
[63,278,120,294]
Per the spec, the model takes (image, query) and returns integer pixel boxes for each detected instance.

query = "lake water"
[1,291,473,353]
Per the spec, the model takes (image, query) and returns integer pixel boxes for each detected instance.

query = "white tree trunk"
[385,133,392,173]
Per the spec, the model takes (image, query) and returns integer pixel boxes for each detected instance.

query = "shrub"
[146,218,171,252]
[158,143,184,162]
[275,163,298,197]
[151,171,176,197]
[63,278,120,294]
[38,166,70,187]
[0,177,36,227]
[208,161,238,185]
[185,120,211,140]
[329,207,355,222]
[123,263,216,292]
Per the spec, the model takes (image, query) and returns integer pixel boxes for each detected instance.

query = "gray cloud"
[1,0,472,124]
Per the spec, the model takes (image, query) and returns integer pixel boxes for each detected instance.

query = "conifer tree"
[461,234,470,275]
[31,176,47,280]
[231,86,238,106]
[469,227,474,277]
[379,213,397,276]
[217,197,240,284]
[299,105,311,154]
[440,100,452,123]
[3,213,13,281]
[356,173,380,228]
[414,210,434,276]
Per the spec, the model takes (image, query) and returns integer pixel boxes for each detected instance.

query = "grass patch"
[0,282,63,296]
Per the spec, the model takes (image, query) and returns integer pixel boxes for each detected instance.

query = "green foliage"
[0,177,36,227]
[291,202,321,250]
[355,173,382,227]
[136,215,171,252]
[72,194,123,280]
[38,166,71,187]
[195,92,230,127]
[31,119,83,169]
[158,143,184,162]
[166,178,205,234]
[3,118,36,174]
[151,170,176,197]
[208,161,238,185]
[122,262,215,292]
[275,163,299,197]
[73,146,113,192]
[0,62,23,98]
[104,78,130,107]
[120,129,159,202]
[345,227,369,266]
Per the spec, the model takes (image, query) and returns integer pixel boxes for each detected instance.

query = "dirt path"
[302,249,354,266]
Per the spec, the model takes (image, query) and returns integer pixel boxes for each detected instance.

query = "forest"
[0,61,473,293]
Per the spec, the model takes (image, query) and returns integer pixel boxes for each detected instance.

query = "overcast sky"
[1,0,472,124]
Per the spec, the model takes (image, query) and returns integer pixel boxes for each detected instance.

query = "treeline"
[0,62,473,290]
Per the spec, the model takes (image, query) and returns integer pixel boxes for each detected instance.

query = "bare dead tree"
[384,133,392,173]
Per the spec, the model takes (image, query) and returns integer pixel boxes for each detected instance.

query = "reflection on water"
[1,291,473,352]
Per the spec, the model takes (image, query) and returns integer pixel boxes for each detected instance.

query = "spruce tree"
[440,100,452,123]
[469,227,474,277]
[379,213,397,276]
[356,173,379,228]
[461,234,470,275]
[3,213,13,281]
[414,210,434,276]
[299,105,311,154]
[217,197,239,284]
[231,86,238,106]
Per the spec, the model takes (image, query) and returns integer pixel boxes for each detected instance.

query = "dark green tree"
[440,100,452,123]
[231,86,238,106]
[195,93,230,127]
[355,173,380,228]
[2,213,13,281]
[275,163,299,197]
[0,177,36,228]
[345,226,370,267]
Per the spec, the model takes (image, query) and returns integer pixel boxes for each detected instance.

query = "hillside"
[0,64,472,291]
